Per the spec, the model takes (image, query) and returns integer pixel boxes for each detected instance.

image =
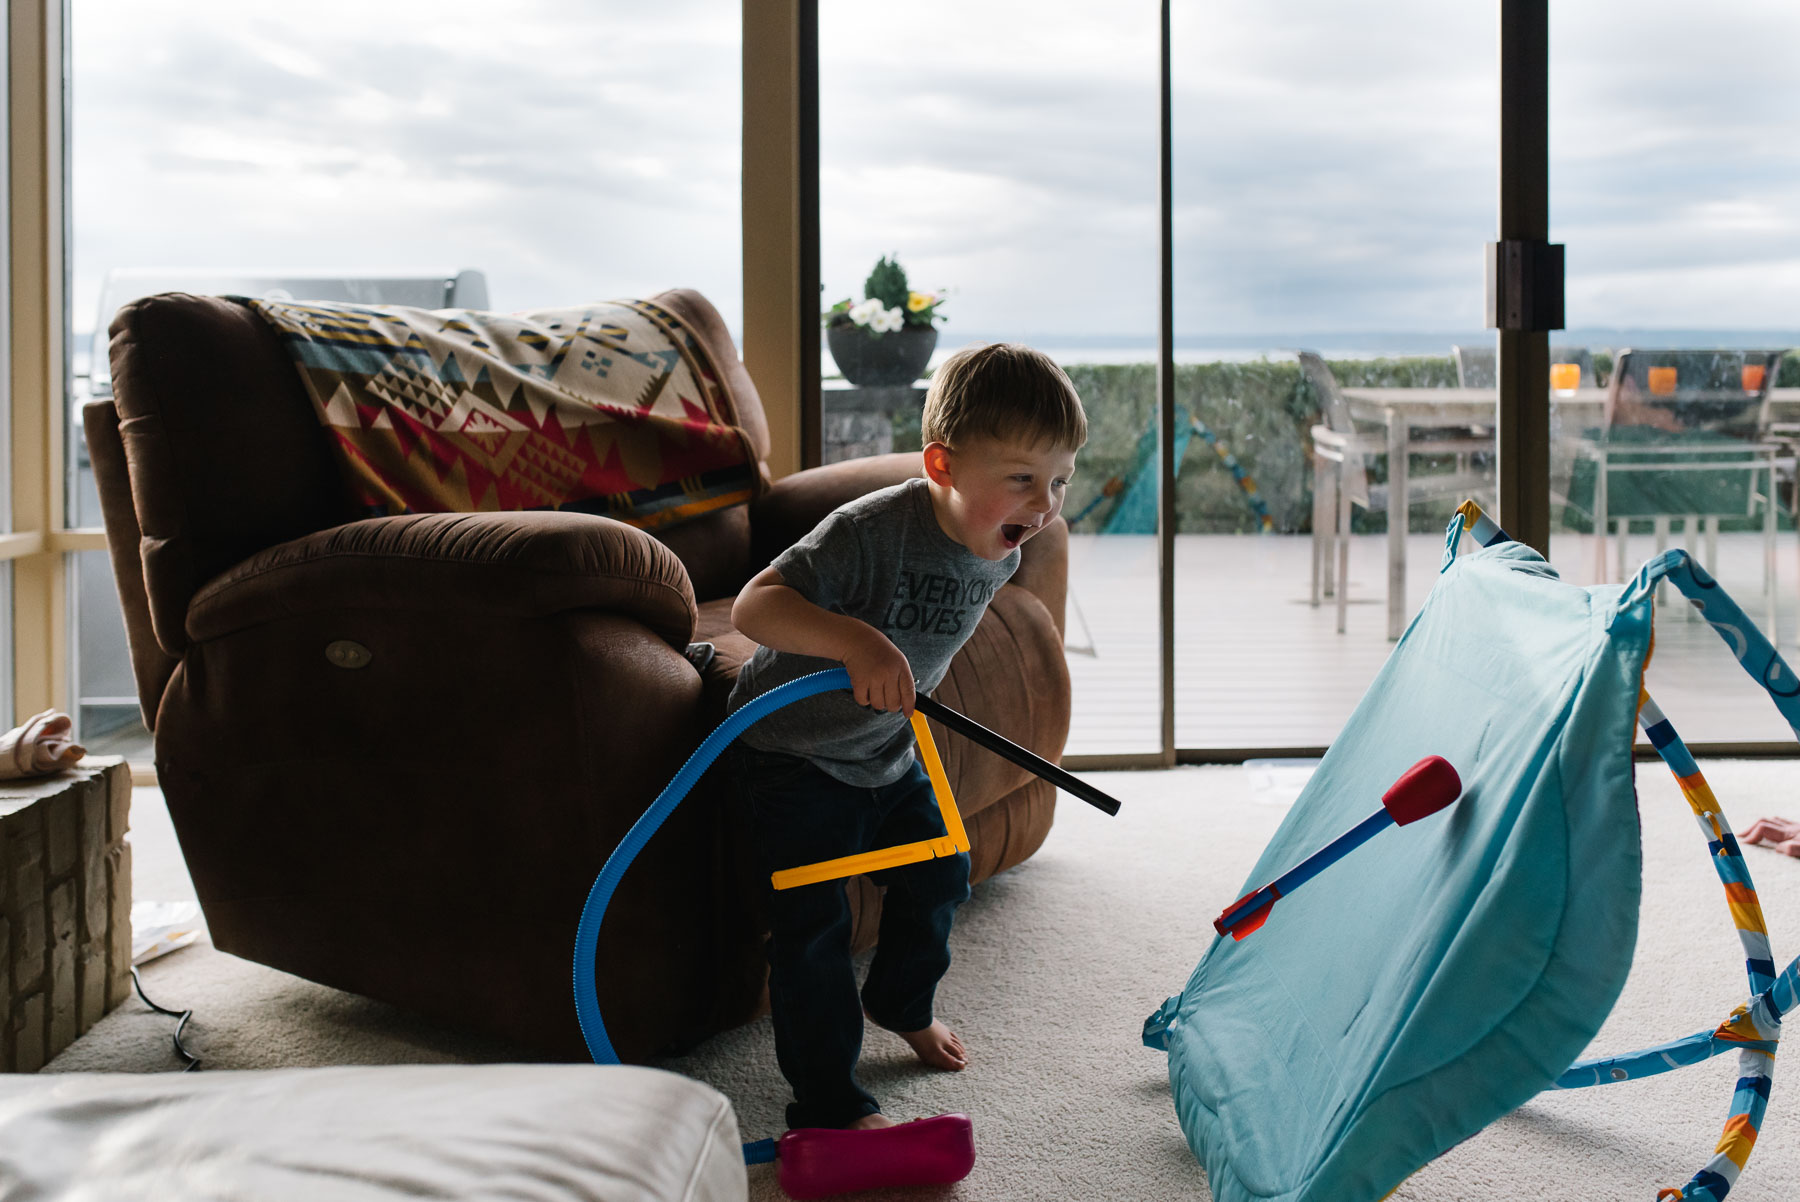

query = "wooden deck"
[87,528,1800,765]
[1066,529,1800,756]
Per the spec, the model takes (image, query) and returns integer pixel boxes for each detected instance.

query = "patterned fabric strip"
[1593,557,1794,1200]
[250,297,760,530]
[1631,687,1783,1202]
[1638,694,1776,997]
[1625,551,1800,741]
[1554,1029,1770,1088]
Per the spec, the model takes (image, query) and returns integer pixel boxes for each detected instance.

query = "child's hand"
[1744,816,1800,857]
[839,626,916,715]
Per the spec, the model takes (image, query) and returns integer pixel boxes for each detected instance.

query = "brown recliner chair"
[89,288,1071,1062]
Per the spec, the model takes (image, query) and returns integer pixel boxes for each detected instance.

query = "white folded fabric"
[0,708,84,780]
[0,1063,745,1202]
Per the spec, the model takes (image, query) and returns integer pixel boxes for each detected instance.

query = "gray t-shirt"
[728,477,1019,786]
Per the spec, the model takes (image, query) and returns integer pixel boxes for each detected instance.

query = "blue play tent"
[1145,502,1798,1202]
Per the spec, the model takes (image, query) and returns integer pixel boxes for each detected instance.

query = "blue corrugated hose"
[572,667,853,1068]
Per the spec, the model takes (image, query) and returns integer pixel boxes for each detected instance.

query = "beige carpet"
[47,762,1800,1201]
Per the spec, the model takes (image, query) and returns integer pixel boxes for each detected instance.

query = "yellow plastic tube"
[770,710,970,891]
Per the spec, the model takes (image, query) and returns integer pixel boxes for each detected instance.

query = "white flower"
[848,298,884,327]
[870,305,905,333]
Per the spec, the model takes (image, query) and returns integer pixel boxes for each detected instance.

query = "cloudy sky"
[71,0,1800,351]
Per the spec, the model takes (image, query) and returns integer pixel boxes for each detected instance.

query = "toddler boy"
[728,342,1086,1130]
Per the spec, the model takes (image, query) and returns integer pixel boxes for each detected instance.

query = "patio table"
[1337,386,1800,639]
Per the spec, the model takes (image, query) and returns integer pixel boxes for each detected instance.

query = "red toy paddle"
[1214,755,1462,940]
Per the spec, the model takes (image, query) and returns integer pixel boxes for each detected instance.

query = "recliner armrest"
[185,511,697,647]
[749,452,924,567]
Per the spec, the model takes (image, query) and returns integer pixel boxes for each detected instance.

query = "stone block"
[78,944,107,1033]
[107,841,134,1011]
[48,878,78,1058]
[0,915,11,1072]
[80,781,109,939]
[48,881,77,1053]
[45,783,79,878]
[108,763,131,845]
[0,760,134,1069]
[12,991,44,1073]
[6,808,45,998]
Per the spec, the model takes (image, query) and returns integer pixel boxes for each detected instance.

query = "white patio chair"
[1572,348,1785,639]
[1301,350,1494,634]
[1451,344,1596,390]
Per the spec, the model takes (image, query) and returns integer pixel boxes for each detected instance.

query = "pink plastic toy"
[764,1113,976,1199]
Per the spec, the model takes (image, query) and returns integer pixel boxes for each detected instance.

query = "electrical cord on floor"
[129,965,200,1071]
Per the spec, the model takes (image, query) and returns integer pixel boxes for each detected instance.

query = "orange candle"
[1742,364,1767,392]
[1550,362,1580,393]
[1648,366,1678,395]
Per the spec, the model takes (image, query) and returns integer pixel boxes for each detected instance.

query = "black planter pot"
[827,322,938,387]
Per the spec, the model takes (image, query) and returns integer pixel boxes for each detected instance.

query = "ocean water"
[827,328,1800,374]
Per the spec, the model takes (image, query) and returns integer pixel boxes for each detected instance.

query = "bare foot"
[892,1019,968,1071]
[848,1113,897,1130]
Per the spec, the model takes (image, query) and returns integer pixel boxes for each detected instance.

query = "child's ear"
[922,442,954,486]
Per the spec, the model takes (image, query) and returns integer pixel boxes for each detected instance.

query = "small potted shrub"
[823,255,946,386]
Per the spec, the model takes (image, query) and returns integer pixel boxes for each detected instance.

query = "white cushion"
[0,1064,745,1202]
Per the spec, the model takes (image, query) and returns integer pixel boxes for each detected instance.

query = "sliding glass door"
[1548,0,1800,746]
[1166,3,1497,752]
[817,3,1162,758]
[801,0,1800,759]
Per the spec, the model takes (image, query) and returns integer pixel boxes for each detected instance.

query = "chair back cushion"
[82,401,180,726]
[246,295,763,532]
[1604,348,1781,438]
[1570,348,1784,520]
[106,288,775,655]
[1550,345,1596,387]
[1297,350,1371,505]
[1454,344,1594,390]
[108,292,357,655]
[1451,344,1495,389]
[1295,350,1355,434]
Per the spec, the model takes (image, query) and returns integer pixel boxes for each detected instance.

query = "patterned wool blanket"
[250,297,762,529]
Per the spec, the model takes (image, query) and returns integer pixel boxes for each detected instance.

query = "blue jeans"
[735,744,971,1129]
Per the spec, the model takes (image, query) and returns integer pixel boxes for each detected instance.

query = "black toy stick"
[912,694,1122,816]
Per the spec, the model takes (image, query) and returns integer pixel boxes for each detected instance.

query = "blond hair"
[920,343,1087,451]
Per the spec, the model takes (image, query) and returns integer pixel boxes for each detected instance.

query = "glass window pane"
[70,1,741,338]
[1173,4,1496,750]
[819,5,1160,756]
[74,550,145,758]
[0,9,11,725]
[68,1,741,751]
[1551,1,1800,745]
[0,564,13,734]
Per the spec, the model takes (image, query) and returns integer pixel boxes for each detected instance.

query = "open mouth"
[1002,522,1031,546]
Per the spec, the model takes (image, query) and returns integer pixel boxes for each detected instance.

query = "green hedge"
[886,349,1800,535]
[893,355,1457,534]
